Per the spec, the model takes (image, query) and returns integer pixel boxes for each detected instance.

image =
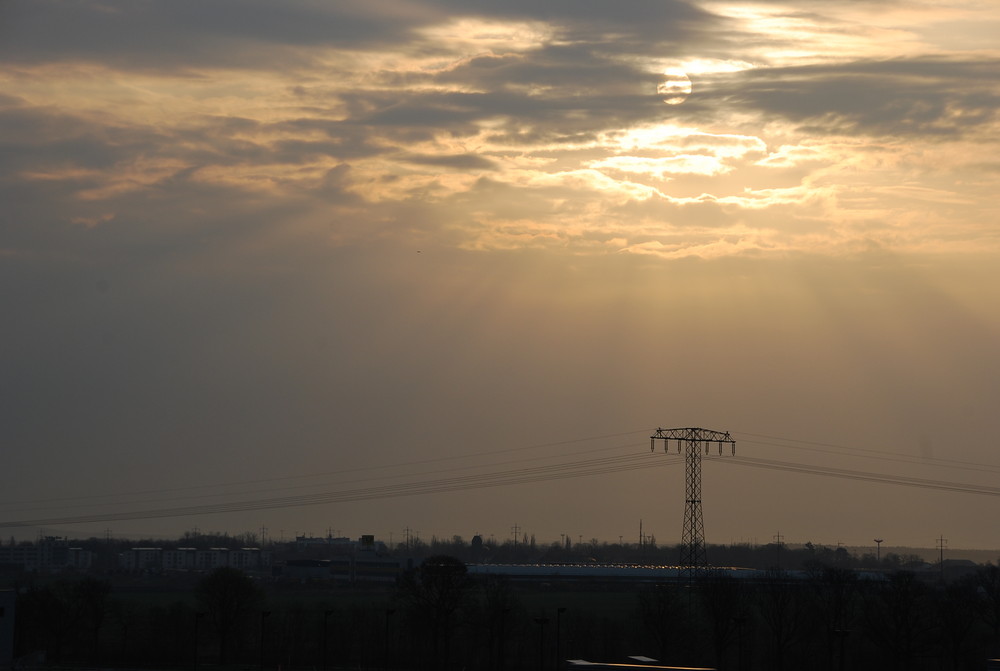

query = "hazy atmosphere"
[2,0,999,550]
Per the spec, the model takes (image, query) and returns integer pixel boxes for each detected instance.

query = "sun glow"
[658,69,692,104]
[609,125,767,156]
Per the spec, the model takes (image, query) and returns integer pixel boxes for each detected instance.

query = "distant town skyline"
[8,525,998,568]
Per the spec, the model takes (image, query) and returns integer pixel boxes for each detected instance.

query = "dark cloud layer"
[714,58,1000,136]
[440,0,721,46]
[0,0,720,71]
[0,1,420,69]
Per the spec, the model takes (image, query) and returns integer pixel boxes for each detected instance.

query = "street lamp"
[733,615,747,671]
[534,617,549,671]
[833,629,851,671]
[259,611,271,671]
[874,538,883,564]
[193,612,205,669]
[498,608,510,671]
[323,610,333,671]
[384,608,396,671]
[555,607,567,670]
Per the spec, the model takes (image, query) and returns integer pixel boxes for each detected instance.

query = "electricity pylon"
[651,427,736,568]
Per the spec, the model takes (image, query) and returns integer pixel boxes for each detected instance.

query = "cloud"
[0,0,722,75]
[400,153,497,170]
[3,0,1000,549]
[431,0,722,46]
[713,57,1000,136]
[0,1,432,71]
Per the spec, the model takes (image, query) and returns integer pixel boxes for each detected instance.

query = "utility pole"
[651,427,736,570]
[937,535,947,582]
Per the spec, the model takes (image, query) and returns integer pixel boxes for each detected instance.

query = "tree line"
[10,558,1000,671]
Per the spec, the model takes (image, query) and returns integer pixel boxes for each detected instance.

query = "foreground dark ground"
[7,556,1000,671]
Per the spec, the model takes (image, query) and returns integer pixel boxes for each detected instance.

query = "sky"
[2,0,1000,552]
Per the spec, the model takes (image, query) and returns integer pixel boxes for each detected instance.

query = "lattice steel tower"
[651,427,736,568]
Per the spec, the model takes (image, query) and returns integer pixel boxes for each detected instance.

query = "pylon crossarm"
[650,426,736,571]
[651,427,734,444]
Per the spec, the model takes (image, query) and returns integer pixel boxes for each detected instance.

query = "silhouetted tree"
[757,570,806,671]
[69,577,112,663]
[396,555,470,670]
[976,563,1000,657]
[464,575,522,671]
[637,583,688,663]
[15,583,73,663]
[936,577,979,671]
[196,567,263,665]
[699,571,749,669]
[804,565,860,671]
[863,571,932,671]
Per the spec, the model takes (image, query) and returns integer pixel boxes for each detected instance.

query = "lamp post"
[259,611,271,671]
[498,608,510,671]
[534,617,549,671]
[193,612,205,668]
[384,608,395,671]
[323,610,333,671]
[555,608,566,670]
[874,539,883,565]
[733,615,747,671]
[833,629,850,671]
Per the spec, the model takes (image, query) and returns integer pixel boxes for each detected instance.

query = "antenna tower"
[651,427,736,568]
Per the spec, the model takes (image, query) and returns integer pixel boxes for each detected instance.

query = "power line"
[4,428,1000,530]
[8,446,1000,530]
[735,431,1000,475]
[8,428,998,516]
[714,455,1000,497]
[0,437,649,516]
[0,451,681,528]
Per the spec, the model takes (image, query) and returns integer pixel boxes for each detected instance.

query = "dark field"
[8,561,1000,671]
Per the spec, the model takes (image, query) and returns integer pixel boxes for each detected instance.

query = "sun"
[657,69,692,105]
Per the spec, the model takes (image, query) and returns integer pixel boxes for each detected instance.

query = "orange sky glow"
[2,0,999,550]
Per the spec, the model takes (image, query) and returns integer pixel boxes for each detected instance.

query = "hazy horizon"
[3,1,1000,550]
[14,526,1000,567]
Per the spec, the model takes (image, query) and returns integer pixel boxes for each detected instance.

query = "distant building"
[162,547,198,571]
[283,559,332,580]
[230,548,266,570]
[352,556,402,582]
[277,535,400,583]
[0,537,94,573]
[293,534,388,555]
[279,555,401,583]
[119,548,161,572]
[67,547,93,570]
[118,547,271,573]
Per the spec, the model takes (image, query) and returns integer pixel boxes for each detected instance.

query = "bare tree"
[196,567,263,665]
[396,555,470,670]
